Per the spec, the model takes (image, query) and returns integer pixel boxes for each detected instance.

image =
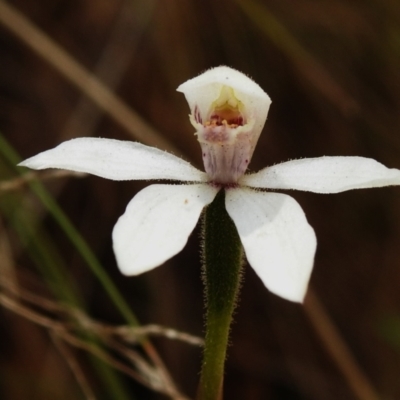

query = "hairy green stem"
[198,190,244,400]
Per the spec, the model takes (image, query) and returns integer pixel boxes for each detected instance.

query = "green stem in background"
[0,134,183,399]
[0,133,138,327]
[0,141,134,399]
[198,190,244,400]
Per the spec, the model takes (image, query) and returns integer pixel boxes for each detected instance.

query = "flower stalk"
[198,190,244,400]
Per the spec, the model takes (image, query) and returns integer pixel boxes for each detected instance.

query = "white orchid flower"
[19,66,400,303]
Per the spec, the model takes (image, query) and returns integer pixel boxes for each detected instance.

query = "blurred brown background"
[1,0,400,399]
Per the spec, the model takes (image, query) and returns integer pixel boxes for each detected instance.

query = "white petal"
[225,188,316,302]
[177,66,271,139]
[242,156,400,193]
[112,183,219,275]
[18,137,207,182]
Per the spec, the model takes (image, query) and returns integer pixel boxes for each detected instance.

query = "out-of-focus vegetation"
[1,0,400,399]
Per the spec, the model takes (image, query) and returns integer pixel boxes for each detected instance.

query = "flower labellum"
[18,66,400,303]
[177,66,271,184]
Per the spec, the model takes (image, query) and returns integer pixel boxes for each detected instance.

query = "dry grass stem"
[61,0,154,141]
[237,0,359,116]
[51,333,97,400]
[0,244,188,397]
[115,324,204,346]
[1,280,204,346]
[0,281,198,398]
[0,219,18,291]
[73,309,204,347]
[304,289,380,400]
[0,170,86,193]
[0,1,179,154]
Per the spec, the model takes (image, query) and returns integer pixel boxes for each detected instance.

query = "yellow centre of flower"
[206,87,245,128]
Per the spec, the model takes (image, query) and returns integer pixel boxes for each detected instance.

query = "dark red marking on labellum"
[194,105,202,123]
[209,106,244,127]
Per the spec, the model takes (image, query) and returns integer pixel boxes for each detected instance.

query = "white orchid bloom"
[19,66,400,303]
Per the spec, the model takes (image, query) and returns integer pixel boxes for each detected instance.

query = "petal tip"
[279,288,307,303]
[17,157,36,169]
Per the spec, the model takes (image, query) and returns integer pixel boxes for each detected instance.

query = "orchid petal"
[113,183,218,275]
[177,66,270,114]
[225,188,316,302]
[242,156,400,193]
[18,138,207,182]
[177,66,271,142]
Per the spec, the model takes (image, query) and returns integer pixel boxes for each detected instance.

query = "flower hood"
[178,67,271,184]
